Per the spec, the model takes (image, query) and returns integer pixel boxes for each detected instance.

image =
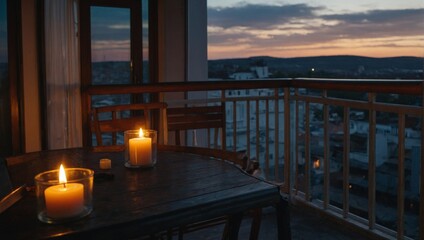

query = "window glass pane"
[90,6,131,85]
[0,0,6,64]
[90,6,131,109]
[0,0,11,155]
[142,0,149,83]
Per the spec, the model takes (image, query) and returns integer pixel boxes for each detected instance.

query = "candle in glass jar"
[44,164,84,219]
[129,128,152,166]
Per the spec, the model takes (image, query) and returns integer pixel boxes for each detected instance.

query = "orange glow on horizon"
[208,36,424,59]
[88,38,423,61]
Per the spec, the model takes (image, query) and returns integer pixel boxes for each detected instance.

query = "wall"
[21,0,41,152]
[158,0,186,83]
[158,0,207,83]
[157,0,208,145]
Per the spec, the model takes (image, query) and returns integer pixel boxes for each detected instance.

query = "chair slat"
[167,105,225,148]
[90,102,168,152]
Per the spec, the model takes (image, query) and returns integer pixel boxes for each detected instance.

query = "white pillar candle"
[129,128,152,166]
[44,165,84,219]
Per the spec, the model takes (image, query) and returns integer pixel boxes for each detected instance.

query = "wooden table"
[0,148,290,239]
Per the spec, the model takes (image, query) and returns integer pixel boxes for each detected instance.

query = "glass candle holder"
[34,168,94,224]
[124,129,157,168]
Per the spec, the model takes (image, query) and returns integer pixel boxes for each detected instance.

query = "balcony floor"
[183,205,370,240]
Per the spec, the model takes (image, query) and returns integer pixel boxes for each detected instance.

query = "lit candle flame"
[139,128,144,138]
[59,164,67,187]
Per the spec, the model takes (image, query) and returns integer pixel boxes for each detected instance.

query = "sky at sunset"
[207,0,424,59]
[1,1,423,63]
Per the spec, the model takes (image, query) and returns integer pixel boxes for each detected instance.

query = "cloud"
[320,8,424,39]
[90,5,149,44]
[90,7,131,41]
[207,3,424,57]
[108,24,130,30]
[208,3,322,29]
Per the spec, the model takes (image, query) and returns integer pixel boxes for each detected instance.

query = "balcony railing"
[85,78,423,240]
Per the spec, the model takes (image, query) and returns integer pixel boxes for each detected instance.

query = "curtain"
[45,0,82,149]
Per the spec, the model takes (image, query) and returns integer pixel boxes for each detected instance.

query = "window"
[0,0,22,156]
[80,0,146,105]
[0,0,10,156]
[80,0,151,146]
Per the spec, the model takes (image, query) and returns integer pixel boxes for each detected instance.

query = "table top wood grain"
[0,148,287,239]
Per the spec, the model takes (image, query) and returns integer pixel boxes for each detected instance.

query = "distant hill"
[208,55,424,79]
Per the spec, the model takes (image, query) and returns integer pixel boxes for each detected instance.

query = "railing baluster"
[323,90,330,209]
[221,89,226,150]
[265,99,270,179]
[343,106,350,218]
[207,128,210,148]
[256,100,260,168]
[368,93,376,230]
[247,100,251,164]
[284,87,291,193]
[275,89,280,182]
[232,100,237,152]
[397,114,405,239]
[305,101,311,201]
[294,89,299,193]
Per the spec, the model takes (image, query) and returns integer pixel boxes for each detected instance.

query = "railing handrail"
[292,78,423,95]
[85,79,290,95]
[85,78,423,96]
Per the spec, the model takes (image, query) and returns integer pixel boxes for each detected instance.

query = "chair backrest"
[167,105,225,148]
[91,102,168,152]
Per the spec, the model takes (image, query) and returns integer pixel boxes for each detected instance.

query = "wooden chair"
[167,105,226,148]
[90,102,168,152]
[158,144,262,240]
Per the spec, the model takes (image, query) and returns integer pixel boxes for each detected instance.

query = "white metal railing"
[291,87,421,240]
[163,82,422,239]
[163,88,286,183]
[86,78,423,240]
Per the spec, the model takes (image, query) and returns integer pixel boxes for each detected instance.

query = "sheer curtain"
[44,0,82,149]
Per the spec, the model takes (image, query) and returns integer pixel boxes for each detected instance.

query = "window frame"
[79,0,157,147]
[1,0,24,156]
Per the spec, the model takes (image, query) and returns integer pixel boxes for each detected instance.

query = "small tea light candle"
[44,165,84,219]
[129,128,152,166]
[99,158,112,169]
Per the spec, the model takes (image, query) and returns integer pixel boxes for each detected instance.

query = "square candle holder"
[34,168,94,224]
[124,129,157,168]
